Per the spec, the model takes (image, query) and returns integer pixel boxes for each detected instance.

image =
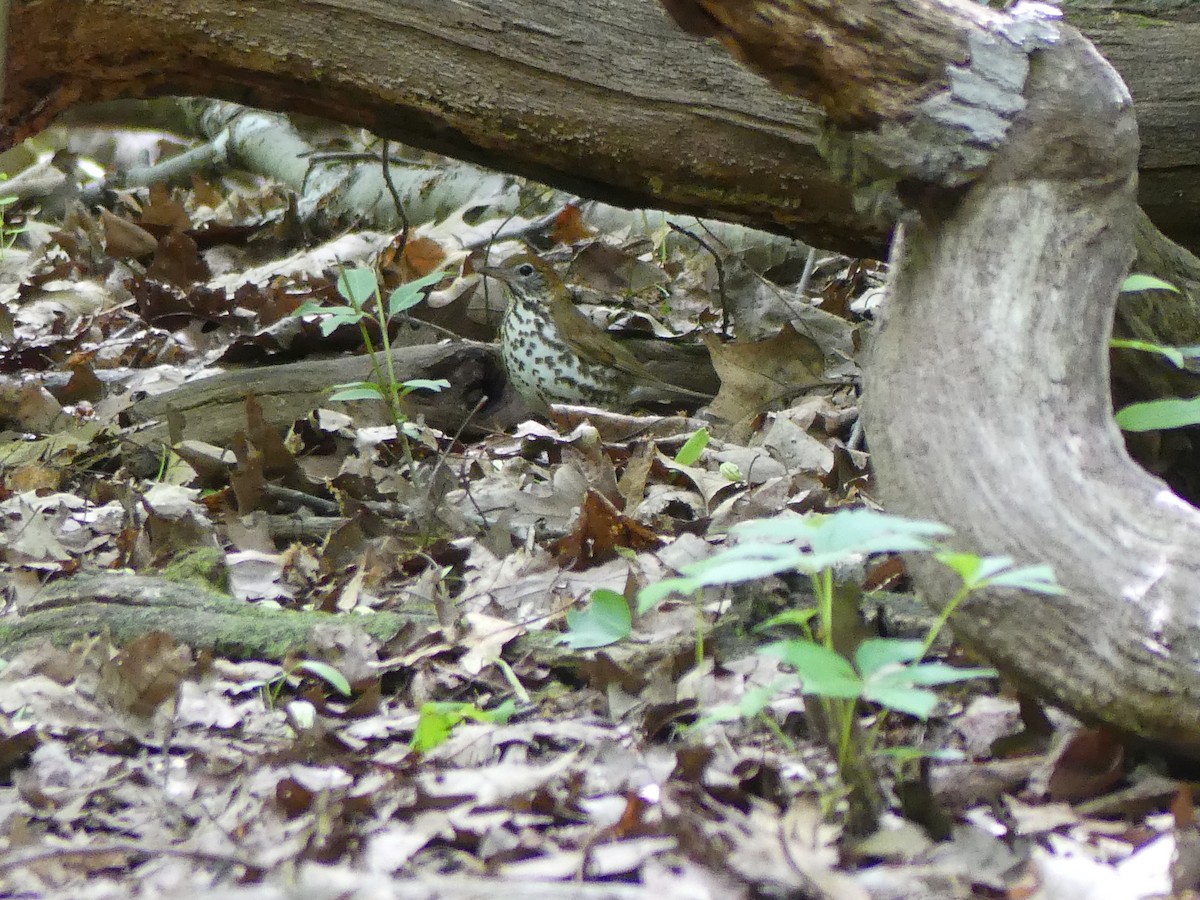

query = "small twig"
[0,842,261,877]
[392,312,461,341]
[494,657,531,704]
[460,199,592,252]
[668,222,730,337]
[264,484,339,515]
[379,140,411,258]
[472,191,554,327]
[425,394,489,507]
[303,150,381,165]
[114,133,231,189]
[796,246,819,296]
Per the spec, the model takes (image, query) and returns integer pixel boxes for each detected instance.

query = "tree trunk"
[661,0,1200,756]
[5,0,1200,257]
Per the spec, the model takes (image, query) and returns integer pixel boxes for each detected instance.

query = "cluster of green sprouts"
[565,506,1061,804]
[292,266,450,463]
[1113,274,1200,431]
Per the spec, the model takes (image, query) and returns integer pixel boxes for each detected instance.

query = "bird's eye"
[517,264,535,277]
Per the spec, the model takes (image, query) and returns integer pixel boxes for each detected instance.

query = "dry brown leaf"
[553,489,662,569]
[703,324,827,422]
[138,182,192,231]
[99,207,158,259]
[99,631,193,717]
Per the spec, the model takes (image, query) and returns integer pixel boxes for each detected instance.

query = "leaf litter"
[0,123,1184,899]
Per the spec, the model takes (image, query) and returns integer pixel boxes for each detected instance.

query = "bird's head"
[480,253,568,305]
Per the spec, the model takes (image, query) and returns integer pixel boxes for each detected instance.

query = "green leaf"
[735,509,952,560]
[981,563,1063,595]
[895,663,998,687]
[934,554,1063,596]
[694,682,782,728]
[323,312,364,336]
[861,685,938,719]
[399,378,450,393]
[387,268,448,316]
[296,660,352,697]
[764,640,863,699]
[856,653,995,718]
[561,589,632,649]
[673,428,709,466]
[854,639,924,679]
[1116,396,1200,432]
[329,383,386,402]
[641,511,957,613]
[719,461,744,482]
[410,702,466,752]
[482,699,518,725]
[1109,338,1186,370]
[337,267,379,306]
[291,299,333,318]
[730,514,820,543]
[878,746,966,764]
[295,304,364,334]
[1120,273,1179,294]
[755,608,819,633]
[636,576,702,613]
[807,510,952,558]
[679,543,812,583]
[935,551,987,587]
[409,700,516,753]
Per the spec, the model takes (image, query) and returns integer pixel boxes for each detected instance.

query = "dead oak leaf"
[552,489,661,569]
[99,631,193,717]
[703,323,827,421]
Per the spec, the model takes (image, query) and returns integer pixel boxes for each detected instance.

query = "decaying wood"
[121,336,717,470]
[11,0,1200,753]
[0,572,738,697]
[123,341,522,458]
[0,573,428,660]
[6,0,1200,257]
[664,0,1200,755]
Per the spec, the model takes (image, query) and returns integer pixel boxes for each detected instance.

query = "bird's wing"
[556,299,651,376]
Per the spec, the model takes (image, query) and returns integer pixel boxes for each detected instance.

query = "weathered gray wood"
[863,28,1200,749]
[662,0,1200,755]
[123,342,521,456]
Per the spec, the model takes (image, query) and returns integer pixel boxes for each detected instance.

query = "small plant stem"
[837,699,856,772]
[355,286,415,469]
[862,581,973,758]
[759,711,796,751]
[919,585,971,659]
[494,658,530,704]
[813,568,835,649]
[862,713,885,759]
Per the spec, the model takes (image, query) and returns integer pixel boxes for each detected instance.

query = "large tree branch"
[5,0,1200,257]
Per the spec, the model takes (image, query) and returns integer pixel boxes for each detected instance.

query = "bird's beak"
[477,264,512,284]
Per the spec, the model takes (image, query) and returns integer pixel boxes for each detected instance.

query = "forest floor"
[0,123,1183,899]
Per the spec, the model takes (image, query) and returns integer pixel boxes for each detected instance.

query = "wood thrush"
[483,252,712,411]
